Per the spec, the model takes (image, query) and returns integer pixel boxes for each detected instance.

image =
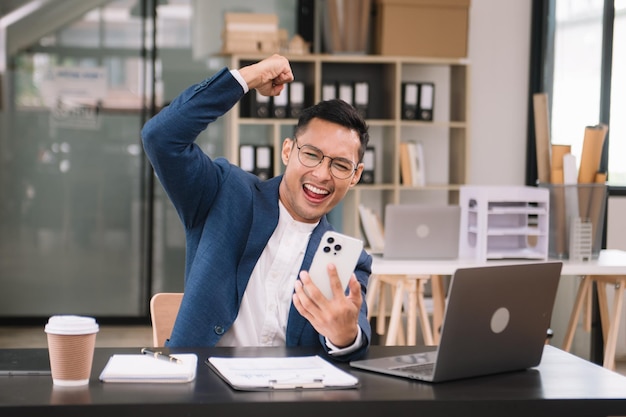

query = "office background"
[0,0,624,360]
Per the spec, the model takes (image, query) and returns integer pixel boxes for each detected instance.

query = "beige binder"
[399,142,413,185]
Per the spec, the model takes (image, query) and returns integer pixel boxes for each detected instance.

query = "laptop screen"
[383,204,461,259]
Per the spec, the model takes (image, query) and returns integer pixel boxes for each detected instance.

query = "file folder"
[272,83,289,118]
[399,141,425,186]
[239,145,255,174]
[359,146,375,184]
[354,81,369,118]
[338,82,354,105]
[399,142,413,185]
[418,82,434,121]
[254,145,273,180]
[322,82,337,101]
[289,81,305,118]
[251,90,271,118]
[401,82,419,120]
[408,141,426,186]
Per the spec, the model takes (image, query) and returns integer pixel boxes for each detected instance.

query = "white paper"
[99,353,197,383]
[208,355,358,390]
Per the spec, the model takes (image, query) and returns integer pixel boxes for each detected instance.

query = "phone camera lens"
[327,237,335,244]
[334,244,342,251]
[323,246,331,253]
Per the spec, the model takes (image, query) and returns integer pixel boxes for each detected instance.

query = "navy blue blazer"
[141,67,372,361]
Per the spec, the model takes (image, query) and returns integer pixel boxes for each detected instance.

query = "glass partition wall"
[2,0,297,322]
[0,0,209,321]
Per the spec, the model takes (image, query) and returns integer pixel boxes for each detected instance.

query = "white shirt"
[217,201,314,346]
[216,201,362,355]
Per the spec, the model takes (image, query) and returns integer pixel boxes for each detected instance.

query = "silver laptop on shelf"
[350,262,562,383]
[382,204,461,259]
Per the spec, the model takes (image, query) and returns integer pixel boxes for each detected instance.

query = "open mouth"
[303,183,330,202]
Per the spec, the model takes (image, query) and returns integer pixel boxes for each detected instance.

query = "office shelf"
[226,54,470,238]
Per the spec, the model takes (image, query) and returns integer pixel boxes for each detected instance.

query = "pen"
[140,348,183,364]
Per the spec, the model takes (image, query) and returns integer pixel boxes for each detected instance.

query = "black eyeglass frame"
[292,138,358,179]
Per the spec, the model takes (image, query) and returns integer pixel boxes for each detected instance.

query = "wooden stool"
[562,274,626,370]
[367,274,434,346]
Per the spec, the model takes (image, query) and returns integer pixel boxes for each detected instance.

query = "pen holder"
[539,183,607,260]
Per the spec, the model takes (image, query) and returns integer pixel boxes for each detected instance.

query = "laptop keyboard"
[391,362,435,375]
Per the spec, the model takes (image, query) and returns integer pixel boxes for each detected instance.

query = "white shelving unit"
[226,54,470,239]
[458,185,550,261]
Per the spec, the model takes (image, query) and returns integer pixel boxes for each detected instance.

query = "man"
[142,54,371,361]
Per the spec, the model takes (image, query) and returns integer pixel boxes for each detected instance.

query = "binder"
[207,355,359,391]
[272,83,288,118]
[251,90,271,118]
[400,141,425,186]
[354,81,369,118]
[399,142,413,185]
[288,81,305,118]
[401,82,419,120]
[418,82,434,121]
[254,145,273,180]
[338,82,354,105]
[358,204,385,253]
[359,146,375,184]
[239,145,255,174]
[409,141,426,186]
[322,82,337,101]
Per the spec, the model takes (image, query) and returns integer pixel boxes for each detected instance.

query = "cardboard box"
[375,0,470,58]
[221,13,280,54]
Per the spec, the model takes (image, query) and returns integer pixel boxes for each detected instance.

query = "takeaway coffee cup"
[44,315,99,386]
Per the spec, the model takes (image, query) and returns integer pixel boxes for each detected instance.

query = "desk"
[370,250,626,349]
[1,345,626,417]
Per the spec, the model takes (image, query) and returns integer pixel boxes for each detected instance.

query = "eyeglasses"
[293,138,358,179]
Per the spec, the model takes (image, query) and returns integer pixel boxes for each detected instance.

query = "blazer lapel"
[235,176,281,300]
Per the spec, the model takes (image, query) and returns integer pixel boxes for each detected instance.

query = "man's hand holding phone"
[292,231,364,348]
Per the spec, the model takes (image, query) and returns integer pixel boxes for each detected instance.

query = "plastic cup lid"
[45,315,99,335]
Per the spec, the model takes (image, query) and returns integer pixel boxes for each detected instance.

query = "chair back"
[150,292,183,347]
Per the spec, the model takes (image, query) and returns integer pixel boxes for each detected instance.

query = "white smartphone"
[307,231,364,300]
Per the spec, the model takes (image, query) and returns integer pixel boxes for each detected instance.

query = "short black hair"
[293,99,369,162]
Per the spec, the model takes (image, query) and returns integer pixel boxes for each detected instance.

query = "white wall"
[468,0,532,185]
[607,196,626,357]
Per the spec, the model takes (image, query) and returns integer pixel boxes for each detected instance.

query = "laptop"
[383,204,461,259]
[351,262,562,382]
[0,349,51,376]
